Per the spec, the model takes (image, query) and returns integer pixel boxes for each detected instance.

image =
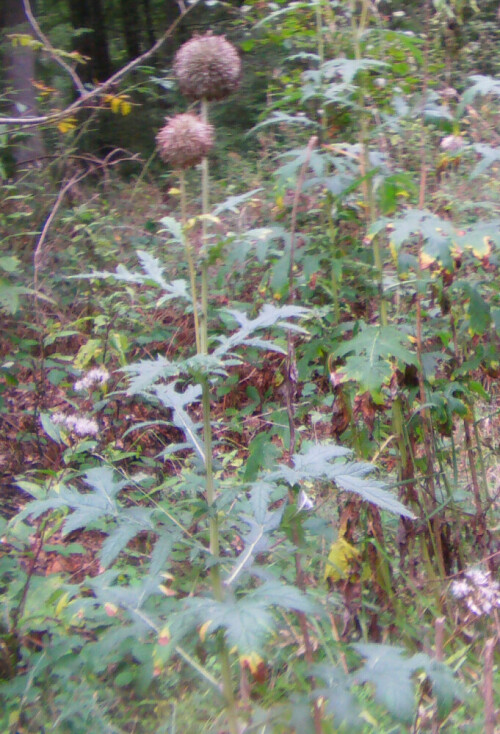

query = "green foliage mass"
[1,0,499,732]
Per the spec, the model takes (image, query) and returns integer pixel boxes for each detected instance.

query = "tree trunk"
[68,0,112,83]
[141,0,156,47]
[2,0,45,167]
[120,0,142,60]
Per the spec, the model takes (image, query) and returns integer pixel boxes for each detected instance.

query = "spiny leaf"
[212,188,263,216]
[268,442,414,518]
[188,594,274,653]
[100,507,154,568]
[380,209,455,268]
[453,219,500,258]
[83,467,129,501]
[333,324,417,394]
[78,250,189,300]
[224,518,269,586]
[354,644,418,723]
[122,355,179,394]
[158,216,183,242]
[213,304,308,358]
[249,481,276,524]
[292,444,352,473]
[463,284,491,335]
[459,74,500,115]
[330,469,414,517]
[252,581,316,615]
[153,382,204,463]
[13,468,130,535]
[470,144,500,178]
[225,501,285,587]
[313,664,362,731]
[322,58,388,85]
[275,146,327,180]
[249,111,318,135]
[188,582,315,653]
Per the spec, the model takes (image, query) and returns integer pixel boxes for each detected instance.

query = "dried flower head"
[156,113,214,170]
[173,33,241,101]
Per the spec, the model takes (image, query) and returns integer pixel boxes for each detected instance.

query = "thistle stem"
[199,96,238,734]
[179,169,201,353]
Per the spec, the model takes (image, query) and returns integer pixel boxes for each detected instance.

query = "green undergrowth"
[1,1,499,732]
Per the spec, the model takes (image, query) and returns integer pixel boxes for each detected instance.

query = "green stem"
[179,169,201,353]
[198,96,238,734]
[350,0,387,326]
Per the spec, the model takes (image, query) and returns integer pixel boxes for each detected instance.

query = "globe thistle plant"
[155,36,242,733]
[156,113,214,170]
[173,32,241,102]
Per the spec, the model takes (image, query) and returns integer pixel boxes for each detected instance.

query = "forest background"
[0,0,499,732]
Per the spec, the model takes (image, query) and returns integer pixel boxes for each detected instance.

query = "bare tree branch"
[22,0,86,95]
[1,0,201,129]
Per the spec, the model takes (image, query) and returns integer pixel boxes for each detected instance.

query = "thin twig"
[22,0,86,95]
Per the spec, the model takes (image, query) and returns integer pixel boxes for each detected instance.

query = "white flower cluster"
[73,368,109,392]
[440,135,464,152]
[451,567,500,616]
[52,412,99,437]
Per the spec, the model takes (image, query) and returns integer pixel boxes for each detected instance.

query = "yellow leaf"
[74,339,103,369]
[419,250,435,269]
[57,116,77,134]
[472,236,492,259]
[55,592,70,616]
[168,187,181,195]
[198,214,221,225]
[239,651,264,676]
[158,584,177,597]
[199,620,212,642]
[120,100,131,116]
[110,96,121,114]
[32,80,56,96]
[324,538,361,583]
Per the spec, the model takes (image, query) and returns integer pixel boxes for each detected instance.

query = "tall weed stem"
[415,0,445,578]
[350,0,387,326]
[179,170,201,353]
[285,135,323,734]
[198,96,238,733]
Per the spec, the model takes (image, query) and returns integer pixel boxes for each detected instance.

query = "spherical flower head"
[156,113,214,170]
[173,33,241,101]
